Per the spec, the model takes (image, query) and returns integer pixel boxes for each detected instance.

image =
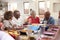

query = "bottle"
[44,21,47,27]
[36,29,41,40]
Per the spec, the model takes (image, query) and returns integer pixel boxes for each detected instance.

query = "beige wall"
[0,0,60,19]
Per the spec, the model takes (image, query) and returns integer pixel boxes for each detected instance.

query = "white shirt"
[12,16,25,26]
[0,31,15,40]
[3,20,14,28]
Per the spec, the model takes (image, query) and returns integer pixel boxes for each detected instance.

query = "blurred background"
[0,0,60,20]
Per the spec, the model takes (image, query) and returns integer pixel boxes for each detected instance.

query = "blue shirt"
[42,17,55,25]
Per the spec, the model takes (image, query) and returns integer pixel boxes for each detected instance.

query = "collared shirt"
[12,16,25,26]
[0,31,15,40]
[42,17,55,25]
[3,20,14,28]
[28,16,40,24]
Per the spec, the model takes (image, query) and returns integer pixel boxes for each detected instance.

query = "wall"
[0,0,60,19]
[50,0,60,19]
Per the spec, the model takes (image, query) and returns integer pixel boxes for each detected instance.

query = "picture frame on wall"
[38,1,45,15]
[38,1,50,15]
[23,2,30,14]
[0,1,8,11]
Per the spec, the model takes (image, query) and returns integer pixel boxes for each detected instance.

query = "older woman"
[27,10,40,24]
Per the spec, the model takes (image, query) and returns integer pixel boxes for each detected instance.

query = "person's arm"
[42,19,44,24]
[50,19,55,25]
[23,17,31,25]
[23,18,29,25]
[37,17,40,23]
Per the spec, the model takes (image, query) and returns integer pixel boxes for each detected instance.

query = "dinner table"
[6,24,60,40]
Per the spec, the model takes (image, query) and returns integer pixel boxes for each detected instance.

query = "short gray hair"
[30,10,36,15]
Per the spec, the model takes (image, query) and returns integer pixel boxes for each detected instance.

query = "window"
[46,1,50,10]
[24,2,29,14]
[38,1,50,15]
[8,3,17,11]
[38,1,45,15]
[46,1,50,9]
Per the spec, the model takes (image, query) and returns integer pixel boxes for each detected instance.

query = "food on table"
[29,37,36,40]
[6,30,19,39]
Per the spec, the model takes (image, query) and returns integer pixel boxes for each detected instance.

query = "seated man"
[26,10,40,25]
[42,11,55,31]
[42,11,55,25]
[12,10,25,26]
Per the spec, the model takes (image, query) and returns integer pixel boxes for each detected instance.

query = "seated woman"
[3,11,15,29]
[25,10,40,25]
